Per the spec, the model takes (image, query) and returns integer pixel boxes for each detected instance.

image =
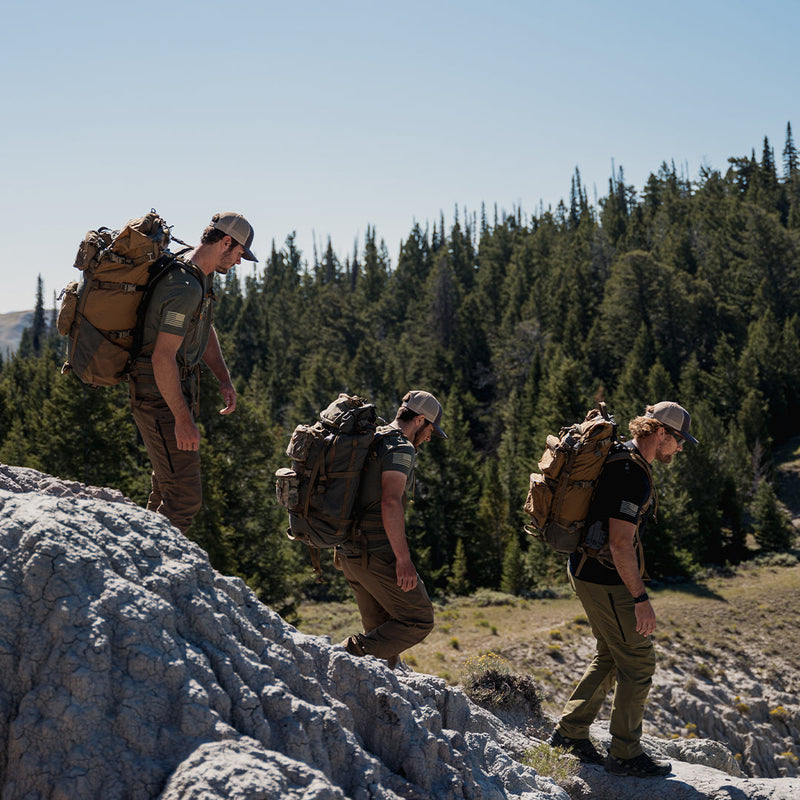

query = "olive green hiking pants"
[339,550,434,662]
[556,576,655,760]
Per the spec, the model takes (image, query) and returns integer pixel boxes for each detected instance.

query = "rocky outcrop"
[0,465,798,799]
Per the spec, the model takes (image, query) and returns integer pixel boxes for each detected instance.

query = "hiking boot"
[548,730,605,765]
[339,635,367,657]
[605,752,671,777]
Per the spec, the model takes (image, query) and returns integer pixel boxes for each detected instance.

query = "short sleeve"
[597,458,651,525]
[150,270,203,336]
[383,446,415,475]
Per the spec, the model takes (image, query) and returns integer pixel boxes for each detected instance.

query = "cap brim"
[242,247,257,262]
[432,424,447,439]
[675,430,699,445]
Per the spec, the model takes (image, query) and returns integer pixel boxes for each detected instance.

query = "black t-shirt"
[569,442,653,585]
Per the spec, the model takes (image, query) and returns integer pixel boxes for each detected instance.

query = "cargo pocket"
[286,425,317,462]
[69,315,130,386]
[523,473,551,528]
[275,467,301,511]
[56,281,79,335]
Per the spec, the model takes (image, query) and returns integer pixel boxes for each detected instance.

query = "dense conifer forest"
[3,127,799,617]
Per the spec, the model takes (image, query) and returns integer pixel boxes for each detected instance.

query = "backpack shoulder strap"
[616,448,657,521]
[603,446,656,578]
[129,253,205,361]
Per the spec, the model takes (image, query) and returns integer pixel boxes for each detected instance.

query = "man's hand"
[175,416,201,451]
[395,557,418,592]
[219,377,237,415]
[634,600,657,636]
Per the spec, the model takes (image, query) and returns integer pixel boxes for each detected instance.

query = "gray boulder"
[1,466,799,800]
[0,473,563,800]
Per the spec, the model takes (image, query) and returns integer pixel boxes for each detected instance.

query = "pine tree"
[447,539,470,596]
[783,122,798,180]
[500,532,524,595]
[359,226,389,303]
[750,478,794,553]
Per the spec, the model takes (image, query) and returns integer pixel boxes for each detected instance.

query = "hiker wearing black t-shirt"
[549,402,698,778]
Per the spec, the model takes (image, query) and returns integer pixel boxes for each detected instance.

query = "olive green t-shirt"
[139,261,214,369]
[353,424,416,537]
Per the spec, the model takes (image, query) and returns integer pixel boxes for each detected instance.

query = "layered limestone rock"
[0,465,798,800]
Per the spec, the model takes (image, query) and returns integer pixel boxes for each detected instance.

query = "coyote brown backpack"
[57,210,193,387]
[524,403,622,554]
[275,393,379,577]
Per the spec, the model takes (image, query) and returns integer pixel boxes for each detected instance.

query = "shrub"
[461,654,543,716]
[695,662,713,680]
[770,705,789,721]
[523,743,580,783]
[462,653,510,680]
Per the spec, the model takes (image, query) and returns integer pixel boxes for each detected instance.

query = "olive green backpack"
[275,393,380,578]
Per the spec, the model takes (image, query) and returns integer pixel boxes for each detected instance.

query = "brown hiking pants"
[130,394,202,534]
[339,550,434,661]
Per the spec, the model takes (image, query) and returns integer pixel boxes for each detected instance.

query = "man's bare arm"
[381,469,417,592]
[608,517,656,635]
[151,330,200,451]
[202,326,236,415]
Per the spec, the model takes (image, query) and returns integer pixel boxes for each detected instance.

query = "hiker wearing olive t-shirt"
[338,391,446,669]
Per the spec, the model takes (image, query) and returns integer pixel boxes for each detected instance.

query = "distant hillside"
[0,310,33,356]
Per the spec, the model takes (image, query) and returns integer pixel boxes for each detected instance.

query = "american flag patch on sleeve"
[164,310,186,329]
[387,452,413,471]
[619,500,639,517]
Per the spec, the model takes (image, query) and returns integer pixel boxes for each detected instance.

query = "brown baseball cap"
[212,212,257,261]
[401,390,447,438]
[645,401,698,444]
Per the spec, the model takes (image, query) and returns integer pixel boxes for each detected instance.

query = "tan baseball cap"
[212,212,257,261]
[401,390,447,438]
[645,401,698,444]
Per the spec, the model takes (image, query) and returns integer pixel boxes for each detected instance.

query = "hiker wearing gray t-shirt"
[129,212,256,533]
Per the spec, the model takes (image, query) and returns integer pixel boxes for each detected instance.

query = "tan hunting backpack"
[524,403,653,558]
[57,210,192,386]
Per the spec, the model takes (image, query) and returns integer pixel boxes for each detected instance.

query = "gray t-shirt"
[139,260,214,369]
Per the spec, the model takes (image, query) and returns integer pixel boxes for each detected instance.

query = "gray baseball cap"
[212,212,257,261]
[401,390,447,438]
[646,401,698,444]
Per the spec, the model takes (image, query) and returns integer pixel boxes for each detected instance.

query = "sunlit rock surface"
[0,465,797,800]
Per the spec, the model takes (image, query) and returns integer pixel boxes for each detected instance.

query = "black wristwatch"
[633,592,649,604]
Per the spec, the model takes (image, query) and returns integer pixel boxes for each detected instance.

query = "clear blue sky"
[1,0,797,313]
